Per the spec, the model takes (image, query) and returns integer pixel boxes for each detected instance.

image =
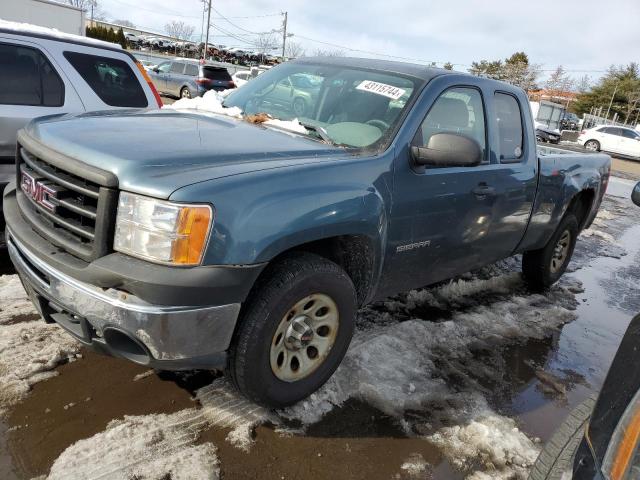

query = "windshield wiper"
[297,120,335,145]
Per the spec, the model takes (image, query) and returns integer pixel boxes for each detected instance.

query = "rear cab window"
[494,92,524,163]
[0,42,64,106]
[63,51,147,108]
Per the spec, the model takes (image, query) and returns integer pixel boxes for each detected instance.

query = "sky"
[97,0,639,81]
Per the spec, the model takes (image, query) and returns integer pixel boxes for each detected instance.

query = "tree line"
[85,25,127,49]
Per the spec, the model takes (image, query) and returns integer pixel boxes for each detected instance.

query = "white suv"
[578,125,640,160]
[0,19,163,237]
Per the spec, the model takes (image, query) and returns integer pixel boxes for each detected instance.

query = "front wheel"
[227,252,357,408]
[529,397,595,480]
[523,213,579,290]
[180,87,192,99]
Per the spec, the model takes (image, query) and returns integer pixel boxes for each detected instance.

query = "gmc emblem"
[21,171,58,213]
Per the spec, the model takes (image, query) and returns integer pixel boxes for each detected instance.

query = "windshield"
[223,62,421,149]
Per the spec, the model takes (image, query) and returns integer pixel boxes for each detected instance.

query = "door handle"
[472,184,496,198]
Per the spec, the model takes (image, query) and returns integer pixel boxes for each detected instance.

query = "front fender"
[169,157,392,266]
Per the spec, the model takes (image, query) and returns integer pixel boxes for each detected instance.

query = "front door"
[382,82,536,295]
[149,61,171,94]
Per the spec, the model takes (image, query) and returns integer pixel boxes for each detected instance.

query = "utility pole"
[604,83,618,123]
[281,11,287,61]
[204,0,212,60]
[200,0,206,44]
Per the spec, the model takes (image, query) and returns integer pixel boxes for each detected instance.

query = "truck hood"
[24,109,343,198]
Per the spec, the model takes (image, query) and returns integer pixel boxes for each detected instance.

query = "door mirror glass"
[411,132,482,167]
[632,182,640,207]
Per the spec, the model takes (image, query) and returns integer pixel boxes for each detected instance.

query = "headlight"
[114,192,213,265]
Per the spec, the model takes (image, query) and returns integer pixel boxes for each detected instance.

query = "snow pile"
[0,276,82,413]
[281,275,579,477]
[197,378,277,451]
[46,409,219,480]
[0,275,38,324]
[427,396,538,479]
[400,453,429,477]
[163,90,242,118]
[0,320,80,414]
[163,90,310,135]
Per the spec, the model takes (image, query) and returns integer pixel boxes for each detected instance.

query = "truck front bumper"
[8,231,240,370]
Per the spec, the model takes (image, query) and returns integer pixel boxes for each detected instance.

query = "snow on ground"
[0,276,81,415]
[46,409,219,480]
[282,272,579,478]
[197,378,277,452]
[0,275,38,325]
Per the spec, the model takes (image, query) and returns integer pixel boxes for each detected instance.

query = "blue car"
[148,59,235,98]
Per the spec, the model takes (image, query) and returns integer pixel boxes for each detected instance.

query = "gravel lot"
[1,170,638,479]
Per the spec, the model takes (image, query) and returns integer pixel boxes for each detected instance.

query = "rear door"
[385,76,536,293]
[167,62,186,96]
[0,38,83,164]
[599,127,623,153]
[619,129,640,157]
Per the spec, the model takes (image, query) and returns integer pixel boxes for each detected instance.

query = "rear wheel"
[523,213,579,290]
[584,139,600,152]
[227,252,356,408]
[180,87,192,99]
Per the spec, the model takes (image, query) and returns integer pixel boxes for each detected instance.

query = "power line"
[210,6,275,35]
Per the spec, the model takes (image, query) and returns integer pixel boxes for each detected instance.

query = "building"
[0,0,86,36]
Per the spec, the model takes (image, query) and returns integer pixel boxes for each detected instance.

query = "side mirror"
[632,182,640,207]
[411,133,482,168]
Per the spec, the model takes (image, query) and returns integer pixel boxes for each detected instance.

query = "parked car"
[536,126,561,144]
[124,32,141,45]
[5,57,610,408]
[248,72,321,117]
[148,59,235,98]
[232,67,264,87]
[578,125,640,160]
[0,19,162,240]
[561,112,580,131]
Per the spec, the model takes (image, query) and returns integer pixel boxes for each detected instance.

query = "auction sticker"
[356,80,406,100]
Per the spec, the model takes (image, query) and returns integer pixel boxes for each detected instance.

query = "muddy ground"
[1,176,639,480]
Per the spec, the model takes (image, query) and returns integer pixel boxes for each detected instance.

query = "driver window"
[417,87,487,163]
[157,62,171,73]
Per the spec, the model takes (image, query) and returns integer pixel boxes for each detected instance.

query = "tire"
[584,139,600,152]
[536,135,545,143]
[227,252,357,408]
[523,213,579,290]
[529,396,595,480]
[292,97,306,117]
[180,87,191,99]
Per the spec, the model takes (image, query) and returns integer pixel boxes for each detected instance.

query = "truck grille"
[16,144,117,262]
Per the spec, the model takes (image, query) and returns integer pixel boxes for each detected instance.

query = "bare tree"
[545,66,575,104]
[113,19,136,28]
[165,21,195,41]
[64,0,107,21]
[576,75,592,93]
[255,33,278,61]
[285,41,305,59]
[313,48,345,57]
[443,62,454,70]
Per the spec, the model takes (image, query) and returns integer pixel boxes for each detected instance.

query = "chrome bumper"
[8,230,240,368]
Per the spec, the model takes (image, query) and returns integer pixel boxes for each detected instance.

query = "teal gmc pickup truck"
[4,57,610,407]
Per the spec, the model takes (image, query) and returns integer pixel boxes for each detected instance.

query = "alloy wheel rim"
[550,230,571,273]
[585,141,597,151]
[182,89,191,98]
[270,293,339,382]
